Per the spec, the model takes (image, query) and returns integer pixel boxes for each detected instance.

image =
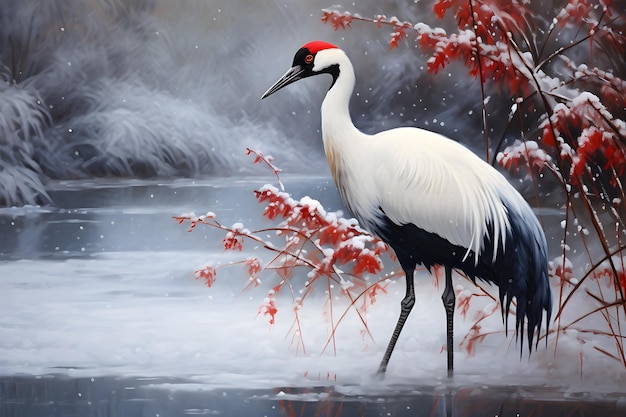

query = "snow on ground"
[1,249,624,397]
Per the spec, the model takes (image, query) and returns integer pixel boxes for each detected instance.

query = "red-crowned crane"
[261,41,552,377]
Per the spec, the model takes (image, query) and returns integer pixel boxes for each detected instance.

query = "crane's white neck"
[318,49,360,139]
[315,48,368,218]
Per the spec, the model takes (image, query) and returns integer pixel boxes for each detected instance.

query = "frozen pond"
[1,178,625,416]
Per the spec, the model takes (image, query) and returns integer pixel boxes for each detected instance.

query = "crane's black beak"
[261,65,305,99]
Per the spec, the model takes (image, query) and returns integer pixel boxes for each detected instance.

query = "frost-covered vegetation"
[0,0,330,206]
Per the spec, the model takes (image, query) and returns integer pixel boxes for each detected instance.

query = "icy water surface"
[1,178,625,417]
[2,375,624,417]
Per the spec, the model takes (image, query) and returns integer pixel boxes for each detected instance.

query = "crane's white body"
[262,41,551,375]
[317,48,526,263]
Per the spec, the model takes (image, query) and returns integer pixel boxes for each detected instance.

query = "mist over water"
[0,0,499,207]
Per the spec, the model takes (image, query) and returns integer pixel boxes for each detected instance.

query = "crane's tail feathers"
[498,202,553,355]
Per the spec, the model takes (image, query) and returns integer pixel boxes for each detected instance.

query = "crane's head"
[261,41,340,99]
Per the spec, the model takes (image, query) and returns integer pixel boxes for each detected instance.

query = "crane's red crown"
[302,41,338,54]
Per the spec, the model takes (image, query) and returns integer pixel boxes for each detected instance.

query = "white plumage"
[262,41,552,377]
[316,47,519,263]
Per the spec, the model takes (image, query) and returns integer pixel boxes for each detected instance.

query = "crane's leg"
[442,265,455,377]
[377,267,415,375]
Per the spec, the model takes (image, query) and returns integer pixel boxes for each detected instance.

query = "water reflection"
[1,374,623,417]
[0,176,342,259]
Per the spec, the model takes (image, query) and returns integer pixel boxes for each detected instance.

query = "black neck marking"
[324,64,340,89]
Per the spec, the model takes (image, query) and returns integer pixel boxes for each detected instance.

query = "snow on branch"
[175,149,394,353]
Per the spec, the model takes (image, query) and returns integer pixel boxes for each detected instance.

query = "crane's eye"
[304,54,314,64]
